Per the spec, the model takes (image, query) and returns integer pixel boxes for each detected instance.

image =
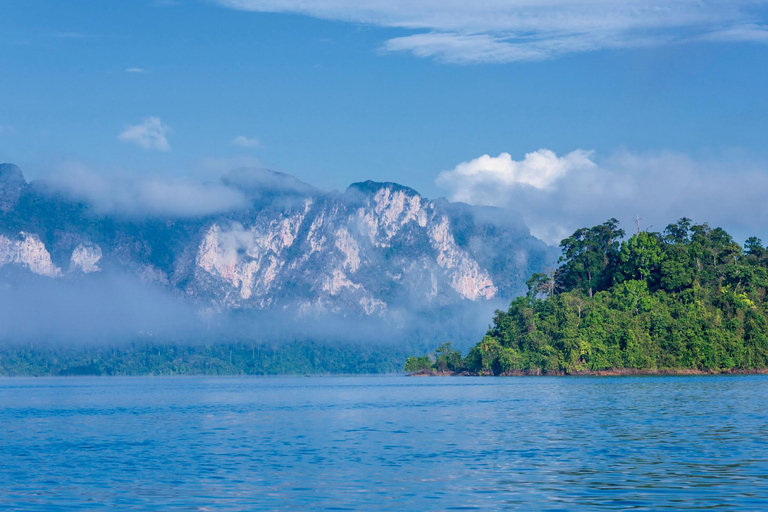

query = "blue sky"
[2,0,768,241]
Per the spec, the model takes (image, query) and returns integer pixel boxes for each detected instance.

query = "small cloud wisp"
[43,164,250,218]
[118,117,172,152]
[230,135,260,148]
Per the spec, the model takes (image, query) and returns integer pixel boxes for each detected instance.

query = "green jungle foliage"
[0,341,412,376]
[406,218,768,375]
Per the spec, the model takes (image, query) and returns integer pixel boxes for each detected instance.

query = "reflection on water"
[2,376,768,510]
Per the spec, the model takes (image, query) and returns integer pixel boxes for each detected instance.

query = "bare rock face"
[0,165,556,320]
[0,232,61,277]
[0,164,25,214]
[189,181,521,316]
[69,243,102,274]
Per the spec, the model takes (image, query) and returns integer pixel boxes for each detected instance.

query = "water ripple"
[1,375,767,510]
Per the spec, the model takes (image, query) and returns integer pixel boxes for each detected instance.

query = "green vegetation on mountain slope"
[407,218,768,375]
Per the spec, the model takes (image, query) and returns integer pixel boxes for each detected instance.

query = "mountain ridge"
[0,163,556,341]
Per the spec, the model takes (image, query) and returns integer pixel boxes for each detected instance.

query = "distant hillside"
[0,163,556,345]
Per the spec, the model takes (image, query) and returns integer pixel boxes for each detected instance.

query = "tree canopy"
[406,218,768,375]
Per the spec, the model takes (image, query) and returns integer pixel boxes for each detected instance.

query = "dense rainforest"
[406,218,768,375]
[0,341,411,376]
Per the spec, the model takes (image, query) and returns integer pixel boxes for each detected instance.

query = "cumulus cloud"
[230,135,260,148]
[118,117,171,151]
[215,0,768,63]
[437,148,768,244]
[439,149,595,192]
[44,164,249,217]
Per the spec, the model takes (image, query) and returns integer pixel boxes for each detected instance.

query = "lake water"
[2,376,768,511]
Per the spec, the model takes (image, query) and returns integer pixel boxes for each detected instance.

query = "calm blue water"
[2,376,768,511]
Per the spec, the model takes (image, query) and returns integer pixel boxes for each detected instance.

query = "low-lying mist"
[0,270,501,351]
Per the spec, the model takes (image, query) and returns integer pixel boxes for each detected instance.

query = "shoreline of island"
[405,219,768,378]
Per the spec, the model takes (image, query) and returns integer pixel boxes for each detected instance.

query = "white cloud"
[207,222,254,268]
[230,135,260,148]
[382,33,546,64]
[125,67,149,73]
[118,117,171,151]
[698,24,768,43]
[44,164,249,218]
[437,148,768,244]
[438,149,594,192]
[215,0,768,63]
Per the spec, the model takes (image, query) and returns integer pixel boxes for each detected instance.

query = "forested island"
[406,218,768,376]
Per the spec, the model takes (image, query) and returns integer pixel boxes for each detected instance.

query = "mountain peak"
[221,167,319,202]
[347,180,421,198]
[0,163,25,183]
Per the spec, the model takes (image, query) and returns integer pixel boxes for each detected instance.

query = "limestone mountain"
[0,164,555,337]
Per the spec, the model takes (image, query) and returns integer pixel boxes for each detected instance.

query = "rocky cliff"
[0,164,555,332]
